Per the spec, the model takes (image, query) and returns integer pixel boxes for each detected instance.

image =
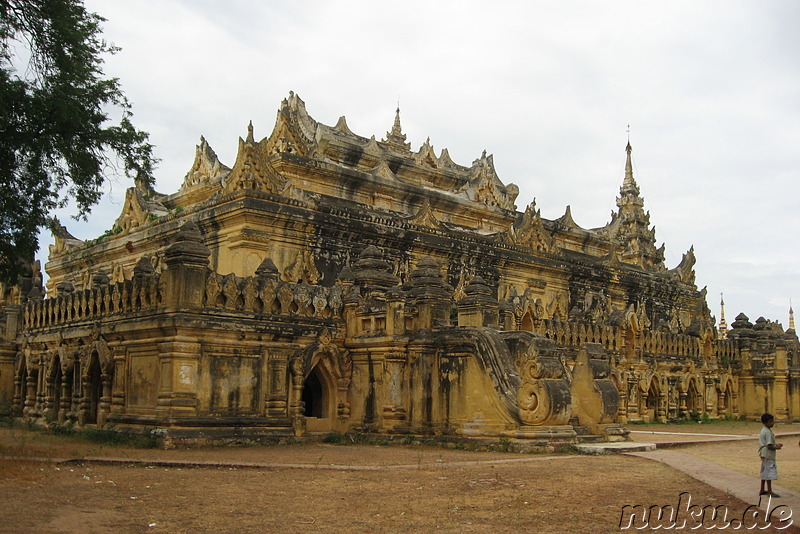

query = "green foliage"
[0,0,157,284]
[321,432,344,444]
[77,427,159,448]
[6,417,159,447]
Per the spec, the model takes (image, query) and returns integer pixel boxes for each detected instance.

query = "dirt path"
[1,425,798,533]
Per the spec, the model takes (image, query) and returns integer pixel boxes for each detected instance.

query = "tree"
[0,0,156,286]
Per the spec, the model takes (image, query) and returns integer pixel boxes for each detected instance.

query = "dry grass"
[679,438,800,493]
[2,424,797,533]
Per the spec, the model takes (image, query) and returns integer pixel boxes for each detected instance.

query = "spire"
[621,140,639,196]
[246,120,255,144]
[718,293,728,339]
[790,300,795,331]
[383,106,410,151]
[392,106,402,134]
[612,138,661,270]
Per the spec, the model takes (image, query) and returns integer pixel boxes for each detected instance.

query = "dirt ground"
[1,424,798,533]
[630,421,800,493]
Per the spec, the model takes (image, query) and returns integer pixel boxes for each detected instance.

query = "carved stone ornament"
[283,248,320,285]
[114,185,168,234]
[181,136,230,189]
[507,201,557,253]
[48,218,83,257]
[458,151,519,211]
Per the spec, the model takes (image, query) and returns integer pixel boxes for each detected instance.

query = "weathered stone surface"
[1,93,797,440]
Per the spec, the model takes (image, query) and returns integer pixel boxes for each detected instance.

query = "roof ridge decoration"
[408,199,443,229]
[333,116,355,136]
[554,205,581,229]
[114,181,168,235]
[601,141,666,271]
[49,217,84,257]
[283,247,321,285]
[371,159,397,181]
[363,135,383,156]
[263,91,319,158]
[507,201,557,253]
[259,93,521,206]
[382,107,411,152]
[181,136,231,189]
[669,245,697,285]
[414,137,439,169]
[437,148,458,170]
[458,151,519,211]
[225,123,288,195]
[603,243,625,268]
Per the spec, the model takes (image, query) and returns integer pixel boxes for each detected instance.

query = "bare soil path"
[1,423,798,533]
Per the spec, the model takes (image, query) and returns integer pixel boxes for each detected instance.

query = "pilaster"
[156,341,200,416]
[0,342,15,415]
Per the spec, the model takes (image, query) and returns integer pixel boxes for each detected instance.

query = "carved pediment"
[507,201,557,253]
[181,136,230,189]
[438,148,458,170]
[363,135,384,157]
[333,116,355,136]
[408,199,442,229]
[602,243,625,268]
[669,246,696,285]
[283,248,320,285]
[414,138,439,169]
[224,126,288,195]
[370,159,397,181]
[49,218,83,257]
[263,91,318,158]
[458,151,519,210]
[595,210,620,239]
[554,205,582,230]
[114,185,168,234]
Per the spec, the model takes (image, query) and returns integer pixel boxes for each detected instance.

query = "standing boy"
[759,413,782,497]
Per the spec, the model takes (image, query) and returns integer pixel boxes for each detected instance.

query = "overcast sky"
[45,0,799,328]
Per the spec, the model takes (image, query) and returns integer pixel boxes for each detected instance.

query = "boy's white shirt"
[759,425,777,460]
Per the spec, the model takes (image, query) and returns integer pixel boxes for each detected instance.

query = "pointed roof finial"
[624,137,634,182]
[619,131,640,198]
[246,120,255,144]
[790,299,795,331]
[383,103,410,151]
[718,292,728,338]
[392,106,402,135]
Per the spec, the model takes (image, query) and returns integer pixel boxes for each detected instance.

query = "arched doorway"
[624,326,637,359]
[645,379,660,422]
[302,366,333,432]
[60,363,74,424]
[85,353,102,425]
[686,379,700,415]
[718,380,734,417]
[47,360,63,422]
[520,311,533,332]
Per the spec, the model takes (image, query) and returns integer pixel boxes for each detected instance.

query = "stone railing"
[23,275,161,329]
[640,330,700,358]
[539,318,710,360]
[21,268,348,330]
[541,319,623,353]
[713,338,739,363]
[204,272,344,319]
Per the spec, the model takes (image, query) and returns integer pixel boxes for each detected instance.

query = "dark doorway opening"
[87,355,102,424]
[302,369,325,418]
